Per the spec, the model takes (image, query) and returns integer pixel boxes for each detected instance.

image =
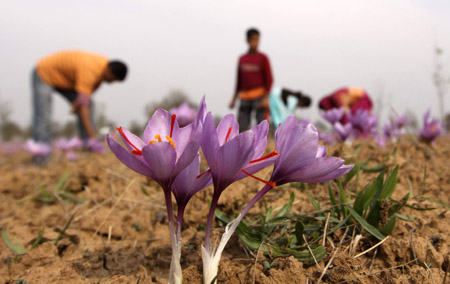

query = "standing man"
[229,28,273,131]
[32,50,127,162]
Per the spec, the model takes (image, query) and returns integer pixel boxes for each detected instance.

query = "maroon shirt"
[235,52,273,93]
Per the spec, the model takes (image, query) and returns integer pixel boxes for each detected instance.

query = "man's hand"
[229,98,236,109]
[259,96,270,111]
[72,93,96,140]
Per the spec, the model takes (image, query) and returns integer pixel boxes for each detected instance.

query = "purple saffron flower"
[55,137,83,152]
[333,122,354,142]
[393,114,411,128]
[383,121,402,140]
[24,139,52,157]
[271,116,353,185]
[202,115,352,284]
[201,113,278,194]
[374,132,388,148]
[348,109,377,136]
[0,142,22,156]
[107,109,202,188]
[172,154,212,223]
[169,102,197,127]
[107,97,207,284]
[319,131,335,145]
[66,151,79,161]
[321,107,344,124]
[87,138,105,153]
[419,110,442,143]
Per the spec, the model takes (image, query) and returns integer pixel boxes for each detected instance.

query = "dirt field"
[0,135,449,283]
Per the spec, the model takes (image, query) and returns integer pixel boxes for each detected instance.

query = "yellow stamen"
[166,136,176,149]
[149,140,157,144]
[155,134,162,142]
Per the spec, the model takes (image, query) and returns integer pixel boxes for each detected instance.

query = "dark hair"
[246,28,260,40]
[108,61,128,81]
[299,95,312,107]
[281,89,312,108]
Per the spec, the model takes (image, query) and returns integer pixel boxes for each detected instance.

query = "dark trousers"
[237,98,266,131]
[31,69,95,144]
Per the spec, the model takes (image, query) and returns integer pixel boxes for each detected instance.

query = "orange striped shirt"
[36,50,108,95]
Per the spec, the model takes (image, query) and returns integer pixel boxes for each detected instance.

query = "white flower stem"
[202,184,273,284]
[164,190,183,284]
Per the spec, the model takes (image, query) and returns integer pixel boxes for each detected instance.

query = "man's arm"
[259,55,273,110]
[71,93,96,139]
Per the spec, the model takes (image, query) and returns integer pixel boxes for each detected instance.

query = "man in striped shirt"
[31,50,127,162]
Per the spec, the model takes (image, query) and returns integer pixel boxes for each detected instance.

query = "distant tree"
[433,47,450,121]
[0,95,13,140]
[2,121,23,141]
[128,120,144,135]
[445,113,450,132]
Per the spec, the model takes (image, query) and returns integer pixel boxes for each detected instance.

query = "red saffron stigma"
[225,127,232,143]
[116,127,142,155]
[241,169,276,187]
[249,150,279,164]
[170,114,176,138]
[196,169,211,179]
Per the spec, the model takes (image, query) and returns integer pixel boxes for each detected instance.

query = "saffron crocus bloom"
[383,121,402,140]
[271,116,353,185]
[319,131,335,145]
[170,102,197,127]
[24,139,52,156]
[201,113,279,284]
[107,109,202,188]
[54,137,83,152]
[202,115,352,284]
[419,110,442,143]
[348,109,378,136]
[321,107,344,124]
[107,98,206,284]
[87,138,105,153]
[66,151,79,161]
[201,113,278,245]
[333,122,354,142]
[393,114,411,128]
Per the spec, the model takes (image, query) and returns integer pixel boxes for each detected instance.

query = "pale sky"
[1,0,450,129]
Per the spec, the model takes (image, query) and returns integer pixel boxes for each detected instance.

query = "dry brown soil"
[0,135,449,283]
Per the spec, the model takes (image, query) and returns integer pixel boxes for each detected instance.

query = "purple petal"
[200,113,220,173]
[117,127,146,152]
[273,123,319,180]
[316,145,327,157]
[172,155,212,207]
[107,135,154,178]
[282,157,351,184]
[216,114,239,145]
[143,109,178,143]
[232,153,279,182]
[215,131,255,189]
[141,142,177,186]
[249,120,269,158]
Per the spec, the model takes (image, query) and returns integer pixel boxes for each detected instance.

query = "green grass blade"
[380,215,397,236]
[306,190,321,211]
[2,229,27,255]
[347,206,385,241]
[379,165,398,200]
[54,171,71,193]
